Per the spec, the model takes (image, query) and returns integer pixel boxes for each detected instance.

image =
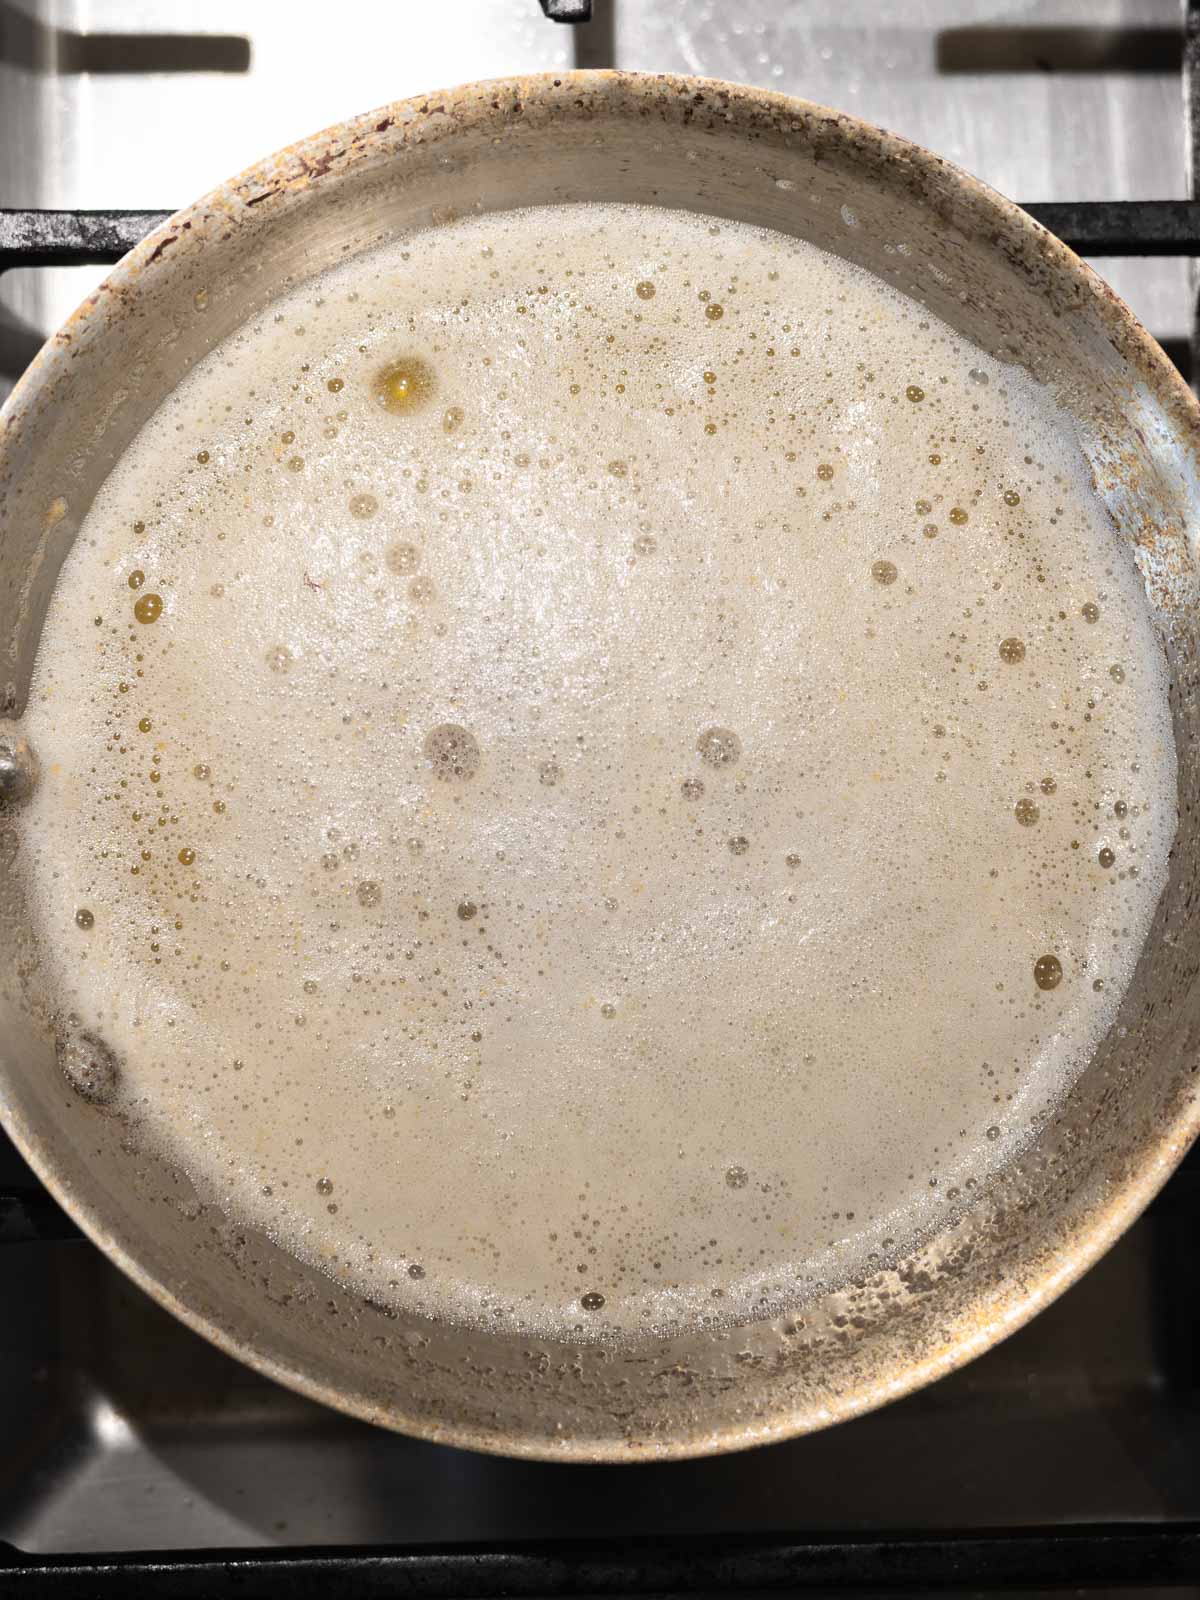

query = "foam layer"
[18,203,1177,1338]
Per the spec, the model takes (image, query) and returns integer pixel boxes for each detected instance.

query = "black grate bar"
[3,1526,1200,1595]
[4,202,1200,280]
[0,209,170,272]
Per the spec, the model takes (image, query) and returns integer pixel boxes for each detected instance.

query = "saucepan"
[1,71,1199,1462]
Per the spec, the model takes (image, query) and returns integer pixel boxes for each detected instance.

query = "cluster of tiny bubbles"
[423,724,480,781]
[696,727,741,768]
[56,1027,120,1104]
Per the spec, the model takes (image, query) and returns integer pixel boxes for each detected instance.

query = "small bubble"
[303,979,319,995]
[681,777,705,800]
[704,302,724,321]
[968,367,990,386]
[581,1291,606,1309]
[357,880,382,908]
[1082,602,1100,623]
[442,405,464,433]
[1014,799,1039,827]
[266,644,293,673]
[193,763,210,781]
[193,288,209,311]
[133,593,163,624]
[1109,664,1125,683]
[178,847,195,866]
[538,759,561,787]
[728,835,750,855]
[1040,776,1056,794]
[408,576,436,603]
[697,726,741,768]
[785,853,801,869]
[949,507,969,525]
[316,1177,333,1195]
[871,560,898,586]
[74,908,94,930]
[1093,978,1105,992]
[905,384,925,402]
[600,1003,616,1019]
[633,533,657,555]
[138,717,152,733]
[816,463,834,481]
[607,460,628,478]
[408,1262,425,1280]
[196,450,210,465]
[986,1125,1000,1141]
[349,493,378,519]
[725,1165,749,1189]
[1098,846,1116,868]
[1114,799,1128,818]
[635,281,656,300]
[457,900,477,921]
[128,570,145,590]
[386,542,420,575]
[287,456,304,473]
[1033,954,1063,991]
[998,637,1025,664]
[326,377,344,393]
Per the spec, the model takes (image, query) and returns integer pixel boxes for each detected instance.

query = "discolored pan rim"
[2,69,1198,1462]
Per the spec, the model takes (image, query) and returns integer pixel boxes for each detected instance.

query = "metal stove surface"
[2,0,1199,1562]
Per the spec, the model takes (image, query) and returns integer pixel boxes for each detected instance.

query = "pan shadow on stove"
[1,1126,1199,1556]
[0,1,250,75]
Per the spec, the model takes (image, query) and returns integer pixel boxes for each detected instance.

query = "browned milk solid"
[19,204,1177,1337]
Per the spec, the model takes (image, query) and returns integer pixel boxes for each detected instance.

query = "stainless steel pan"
[2,71,1199,1462]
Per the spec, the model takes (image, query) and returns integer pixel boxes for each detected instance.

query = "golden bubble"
[137,717,152,733]
[949,507,968,525]
[871,560,898,586]
[326,377,344,393]
[1040,776,1056,794]
[816,464,834,481]
[373,356,435,414]
[998,637,1025,664]
[287,455,304,472]
[178,847,195,866]
[1003,489,1021,506]
[635,281,656,300]
[704,423,717,435]
[457,900,478,921]
[1098,846,1116,868]
[703,370,717,384]
[348,493,378,519]
[704,302,724,321]
[196,450,210,465]
[1033,954,1063,991]
[905,385,925,402]
[1081,601,1100,623]
[133,593,163,624]
[128,570,145,590]
[1014,799,1039,827]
